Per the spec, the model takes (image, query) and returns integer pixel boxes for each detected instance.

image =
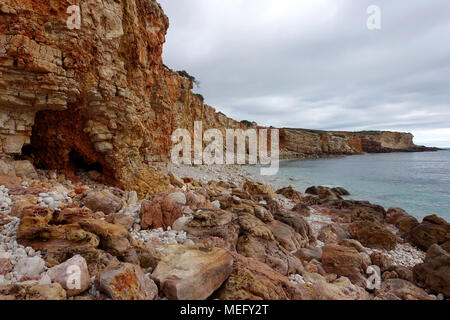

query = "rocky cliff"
[0,0,436,197]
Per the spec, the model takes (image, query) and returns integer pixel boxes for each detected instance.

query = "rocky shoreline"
[0,157,448,300]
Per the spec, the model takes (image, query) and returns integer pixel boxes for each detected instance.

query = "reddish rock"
[275,186,303,202]
[386,207,410,225]
[408,216,449,251]
[322,244,368,287]
[348,221,397,250]
[140,195,183,230]
[152,245,233,300]
[396,216,420,233]
[0,258,12,275]
[214,253,304,300]
[97,263,158,300]
[413,244,450,298]
[375,279,435,300]
[0,283,67,300]
[82,190,123,215]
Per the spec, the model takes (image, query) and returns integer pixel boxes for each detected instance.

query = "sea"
[246,150,450,221]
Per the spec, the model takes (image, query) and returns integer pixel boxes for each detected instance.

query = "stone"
[140,195,183,230]
[267,220,307,251]
[386,207,410,225]
[294,246,322,262]
[46,255,90,297]
[275,186,303,202]
[12,160,38,179]
[243,181,274,198]
[338,239,366,252]
[318,223,349,244]
[375,279,435,300]
[370,252,392,272]
[82,190,123,215]
[168,192,187,205]
[13,256,46,278]
[151,245,233,300]
[413,244,450,297]
[0,283,67,300]
[105,213,135,230]
[299,273,368,300]
[322,244,368,287]
[96,262,158,300]
[331,187,350,196]
[273,209,313,244]
[348,221,397,250]
[214,253,303,300]
[407,216,449,251]
[396,216,420,233]
[0,258,12,275]
[168,172,184,188]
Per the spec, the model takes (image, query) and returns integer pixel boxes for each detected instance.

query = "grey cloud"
[159,0,450,147]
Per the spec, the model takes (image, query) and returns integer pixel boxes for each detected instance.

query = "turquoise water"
[248,150,450,221]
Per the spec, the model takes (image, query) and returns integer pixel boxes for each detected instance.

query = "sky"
[158,0,450,147]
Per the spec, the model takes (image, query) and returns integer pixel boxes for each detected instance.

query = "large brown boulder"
[243,181,274,198]
[348,221,397,250]
[267,220,307,251]
[413,244,450,297]
[275,186,303,202]
[151,245,233,300]
[140,194,183,230]
[322,244,368,287]
[96,262,158,300]
[82,190,123,215]
[396,216,420,233]
[273,209,314,244]
[407,215,450,251]
[214,253,304,300]
[386,207,410,225]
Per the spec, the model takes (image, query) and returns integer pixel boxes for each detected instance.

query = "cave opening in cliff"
[68,150,103,174]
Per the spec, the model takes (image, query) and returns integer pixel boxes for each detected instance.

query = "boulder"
[386,207,409,225]
[396,216,420,233]
[338,239,365,252]
[267,220,307,251]
[214,253,303,300]
[318,223,349,244]
[275,186,303,202]
[348,221,397,250]
[140,195,183,230]
[105,212,134,230]
[294,246,322,263]
[82,190,123,215]
[273,209,313,244]
[331,187,350,196]
[370,252,392,272]
[237,234,304,276]
[408,216,449,251]
[168,172,184,188]
[46,255,90,296]
[0,283,66,300]
[13,256,46,278]
[243,181,274,198]
[96,262,158,300]
[375,279,435,300]
[300,273,368,300]
[322,244,368,287]
[238,213,274,241]
[0,258,12,275]
[12,160,38,179]
[168,192,187,205]
[413,244,450,297]
[151,245,233,300]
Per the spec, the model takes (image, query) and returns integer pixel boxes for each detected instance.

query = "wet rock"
[0,283,66,300]
[214,253,303,300]
[413,244,450,297]
[152,245,233,300]
[348,221,397,250]
[46,255,90,297]
[305,186,342,200]
[322,244,368,287]
[140,195,183,230]
[82,190,123,215]
[96,262,158,300]
[375,279,435,300]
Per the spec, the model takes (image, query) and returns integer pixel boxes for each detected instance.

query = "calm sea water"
[247,150,450,221]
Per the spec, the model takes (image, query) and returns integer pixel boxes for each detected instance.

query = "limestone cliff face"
[0,0,241,197]
[0,0,436,196]
[279,129,435,158]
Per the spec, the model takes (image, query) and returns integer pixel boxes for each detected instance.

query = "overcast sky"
[159,0,450,147]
